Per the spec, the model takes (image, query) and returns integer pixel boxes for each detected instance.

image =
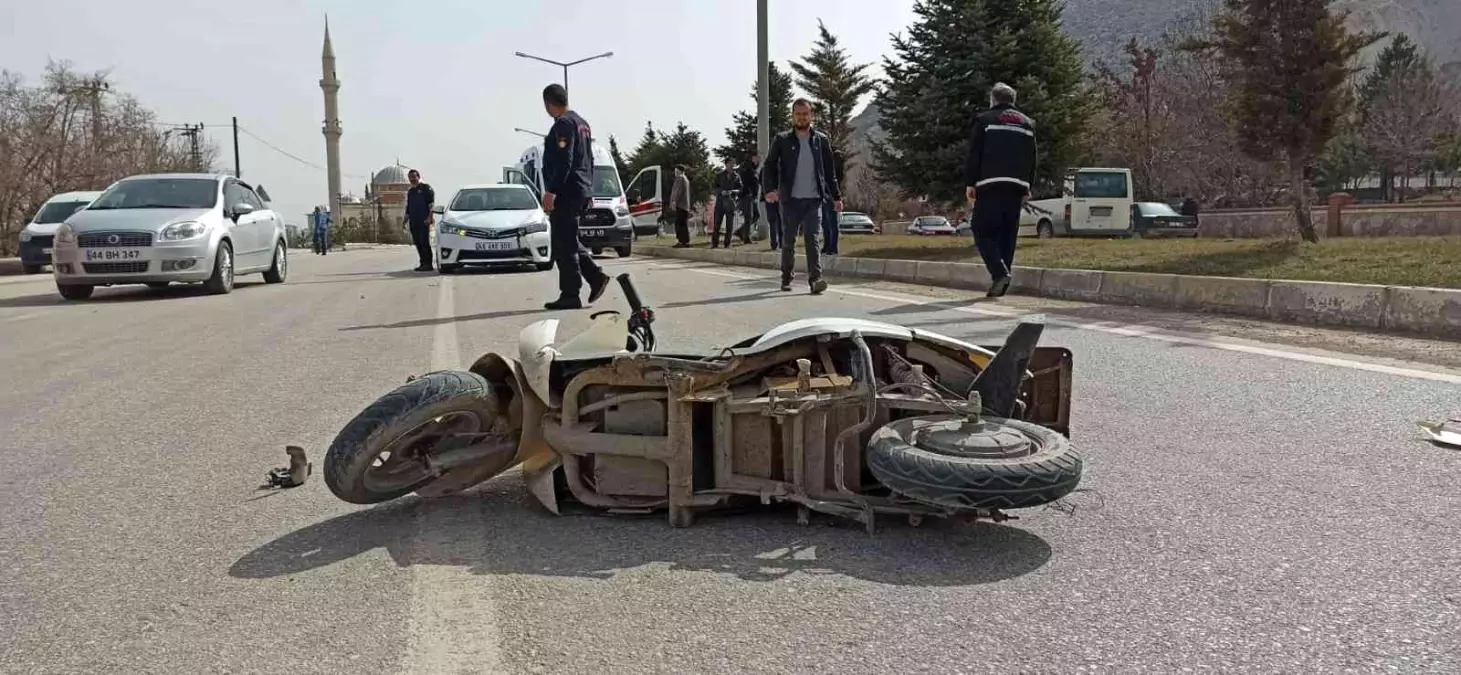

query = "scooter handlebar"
[616,273,645,313]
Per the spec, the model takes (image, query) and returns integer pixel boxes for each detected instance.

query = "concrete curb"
[639,245,1461,340]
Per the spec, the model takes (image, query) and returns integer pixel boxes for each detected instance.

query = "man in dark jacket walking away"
[737,154,761,243]
[965,82,1038,298]
[403,169,435,272]
[763,98,841,295]
[711,159,741,249]
[539,83,611,310]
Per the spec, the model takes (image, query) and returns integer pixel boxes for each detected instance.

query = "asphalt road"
[2,244,1459,674]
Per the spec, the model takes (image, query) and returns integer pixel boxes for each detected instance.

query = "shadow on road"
[229,489,1052,587]
[0,281,266,308]
[339,307,547,331]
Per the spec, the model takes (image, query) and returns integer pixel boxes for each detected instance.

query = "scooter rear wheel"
[323,370,504,504]
[867,414,1081,510]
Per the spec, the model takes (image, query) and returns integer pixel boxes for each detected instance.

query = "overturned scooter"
[321,274,1082,533]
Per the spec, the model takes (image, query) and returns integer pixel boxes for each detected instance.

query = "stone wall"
[1198,203,1461,238]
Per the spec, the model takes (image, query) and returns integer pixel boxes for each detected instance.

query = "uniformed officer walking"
[711,159,741,249]
[539,83,610,310]
[403,169,435,272]
[964,82,1038,298]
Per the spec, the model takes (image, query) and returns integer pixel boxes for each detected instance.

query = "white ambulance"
[503,141,636,258]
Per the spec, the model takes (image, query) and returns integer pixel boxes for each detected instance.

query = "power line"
[234,124,370,180]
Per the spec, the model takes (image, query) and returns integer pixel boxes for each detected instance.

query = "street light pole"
[513,51,614,99]
[757,0,769,160]
[513,127,545,139]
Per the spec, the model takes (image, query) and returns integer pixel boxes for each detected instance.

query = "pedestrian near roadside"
[761,158,781,250]
[669,164,692,248]
[539,83,611,310]
[965,82,1038,298]
[763,98,841,295]
[711,159,741,249]
[311,205,331,255]
[402,169,435,272]
[820,149,845,255]
[737,153,761,243]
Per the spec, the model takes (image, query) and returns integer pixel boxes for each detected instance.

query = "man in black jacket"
[539,83,610,310]
[736,154,761,243]
[965,82,1038,298]
[763,98,841,295]
[403,169,435,272]
[711,159,741,249]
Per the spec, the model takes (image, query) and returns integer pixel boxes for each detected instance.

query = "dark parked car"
[907,215,956,236]
[838,211,878,234]
[1132,201,1198,238]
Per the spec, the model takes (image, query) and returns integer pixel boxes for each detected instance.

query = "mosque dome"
[372,165,410,185]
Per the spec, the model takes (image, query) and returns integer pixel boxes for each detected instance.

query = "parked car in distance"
[17,190,104,274]
[51,173,289,300]
[1131,201,1199,238]
[907,215,956,236]
[838,211,878,234]
[433,183,554,274]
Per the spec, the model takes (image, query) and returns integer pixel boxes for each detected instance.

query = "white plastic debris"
[1418,414,1461,449]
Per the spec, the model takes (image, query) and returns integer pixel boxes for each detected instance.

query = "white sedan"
[433,183,553,274]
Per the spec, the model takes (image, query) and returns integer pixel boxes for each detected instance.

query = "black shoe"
[586,274,610,305]
[780,280,793,292]
[987,276,1011,298]
[544,296,583,310]
[810,278,828,295]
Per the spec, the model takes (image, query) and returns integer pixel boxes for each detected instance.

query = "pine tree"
[1356,35,1426,201]
[627,121,716,220]
[608,134,631,185]
[871,0,1091,205]
[715,63,795,164]
[1193,0,1379,242]
[789,20,878,168]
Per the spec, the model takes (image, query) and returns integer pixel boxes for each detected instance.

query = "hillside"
[845,0,1459,150]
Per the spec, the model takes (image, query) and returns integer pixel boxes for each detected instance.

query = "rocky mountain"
[846,0,1459,148]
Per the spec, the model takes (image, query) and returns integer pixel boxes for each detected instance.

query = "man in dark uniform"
[403,169,435,272]
[539,83,610,310]
[711,159,741,249]
[736,154,761,243]
[965,82,1038,298]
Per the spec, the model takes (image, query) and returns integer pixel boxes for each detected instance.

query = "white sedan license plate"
[473,241,514,252]
[84,248,142,262]
[582,228,605,237]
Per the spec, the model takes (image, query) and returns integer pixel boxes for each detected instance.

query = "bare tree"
[0,60,215,256]
[1363,64,1451,201]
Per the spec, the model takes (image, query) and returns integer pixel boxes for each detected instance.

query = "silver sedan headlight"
[54,223,76,244]
[19,231,31,242]
[159,221,210,241]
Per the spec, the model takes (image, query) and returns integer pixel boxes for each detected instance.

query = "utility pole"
[59,74,111,183]
[757,0,769,160]
[175,123,204,171]
[513,51,614,100]
[232,117,241,178]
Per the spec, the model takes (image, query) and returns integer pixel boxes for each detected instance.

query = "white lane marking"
[403,274,506,674]
[664,261,1461,385]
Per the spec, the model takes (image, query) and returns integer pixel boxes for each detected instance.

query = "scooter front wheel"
[324,370,503,504]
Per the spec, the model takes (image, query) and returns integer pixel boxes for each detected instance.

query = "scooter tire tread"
[866,415,1082,510]
[323,370,497,504]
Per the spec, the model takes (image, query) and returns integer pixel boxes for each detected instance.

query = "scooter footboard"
[1021,347,1072,437]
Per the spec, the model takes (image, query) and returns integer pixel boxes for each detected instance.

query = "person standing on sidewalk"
[819,149,846,256]
[965,82,1037,298]
[760,157,781,251]
[737,153,761,243]
[539,83,611,310]
[669,164,692,248]
[710,159,741,249]
[402,169,435,272]
[311,205,332,255]
[763,98,841,295]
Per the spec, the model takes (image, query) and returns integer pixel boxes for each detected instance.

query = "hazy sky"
[0,0,917,223]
